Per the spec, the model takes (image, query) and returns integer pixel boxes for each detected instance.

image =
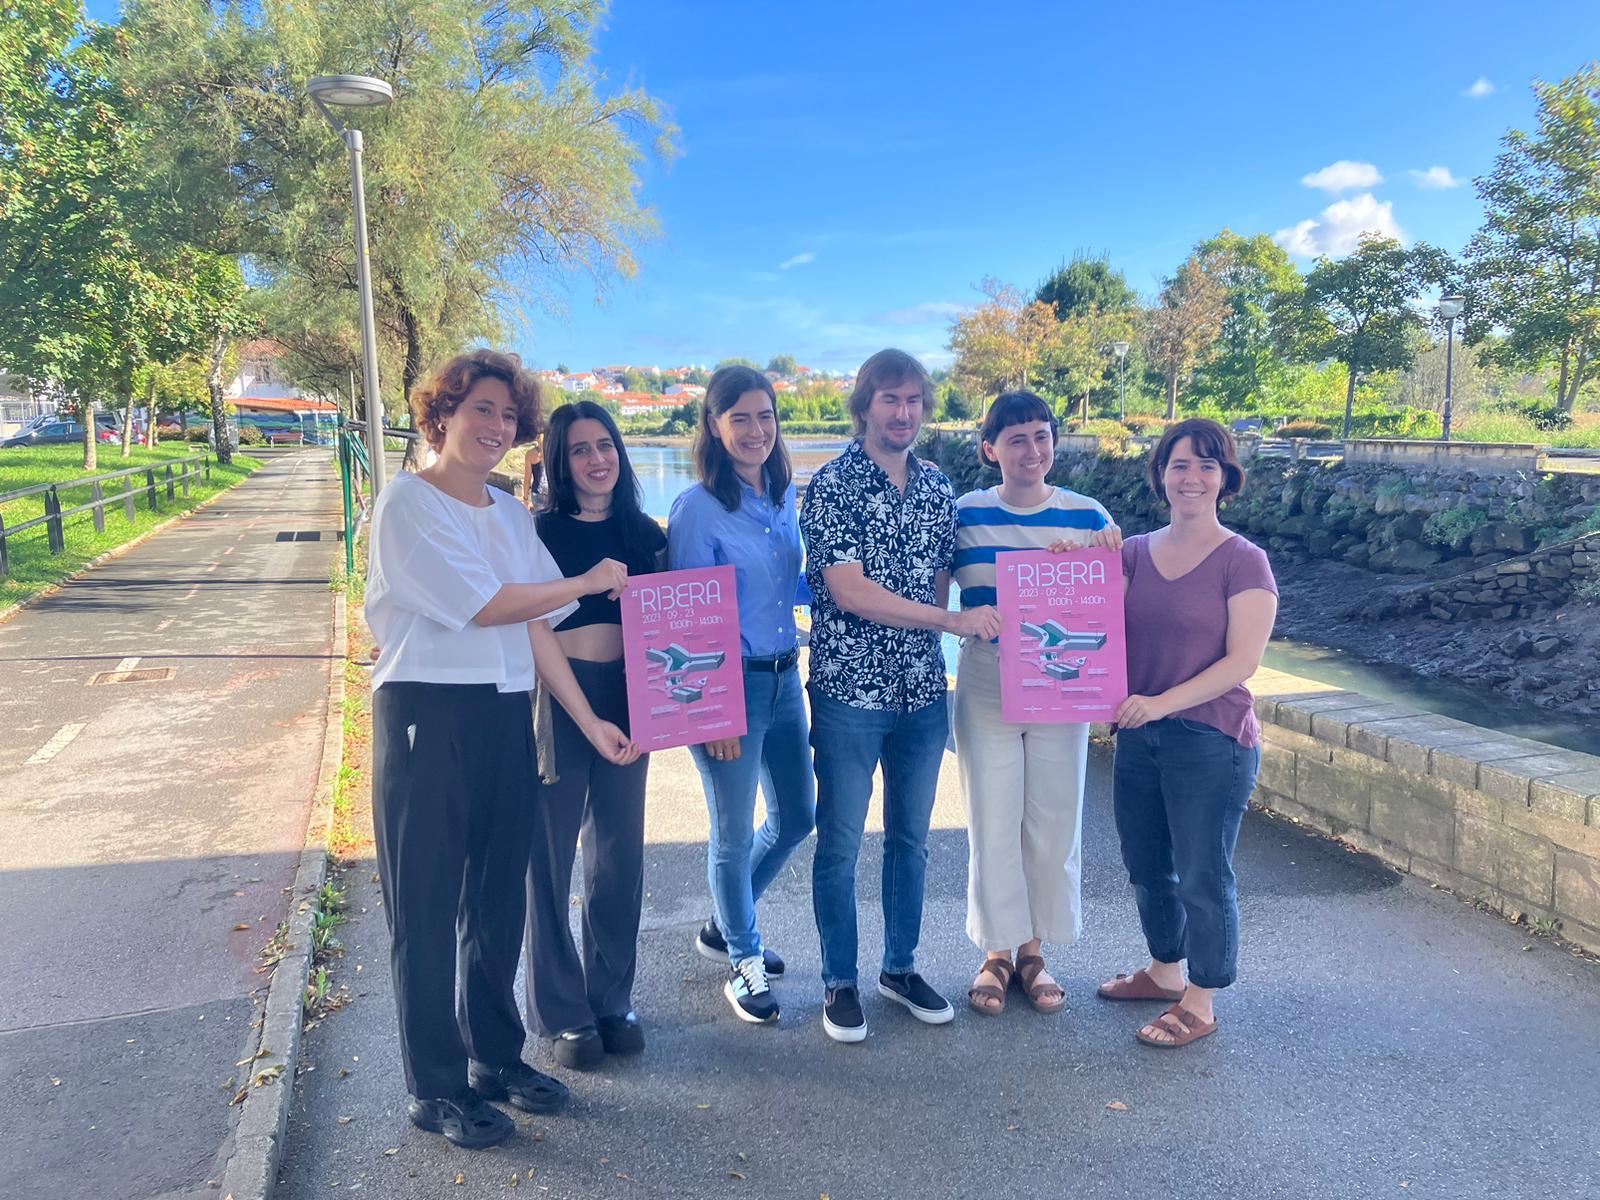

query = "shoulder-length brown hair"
[1147,417,1246,504]
[410,349,542,450]
[694,365,793,512]
[846,348,932,437]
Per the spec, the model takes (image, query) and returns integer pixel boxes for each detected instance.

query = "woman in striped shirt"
[951,391,1121,1015]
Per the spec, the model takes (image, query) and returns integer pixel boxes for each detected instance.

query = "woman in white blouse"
[365,350,638,1150]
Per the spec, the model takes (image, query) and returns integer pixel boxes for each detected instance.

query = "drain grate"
[275,530,324,542]
[90,667,175,686]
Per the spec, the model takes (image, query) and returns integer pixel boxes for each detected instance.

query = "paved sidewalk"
[0,450,343,1200]
[280,717,1600,1199]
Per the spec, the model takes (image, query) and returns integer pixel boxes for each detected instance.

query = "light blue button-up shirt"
[667,479,801,657]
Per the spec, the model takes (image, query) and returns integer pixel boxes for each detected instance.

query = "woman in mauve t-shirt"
[1097,418,1278,1049]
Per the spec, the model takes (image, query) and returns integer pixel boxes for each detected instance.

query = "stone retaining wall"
[1383,537,1600,623]
[1342,439,1546,471]
[1249,667,1600,952]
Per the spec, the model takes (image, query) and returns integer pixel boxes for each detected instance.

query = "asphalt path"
[0,450,342,1200]
[278,710,1600,1200]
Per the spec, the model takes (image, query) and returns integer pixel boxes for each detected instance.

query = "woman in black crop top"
[523,401,666,1070]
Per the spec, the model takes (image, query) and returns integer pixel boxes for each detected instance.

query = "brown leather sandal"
[1013,954,1066,1015]
[1135,1004,1218,1048]
[967,957,1013,1014]
[1097,968,1184,1002]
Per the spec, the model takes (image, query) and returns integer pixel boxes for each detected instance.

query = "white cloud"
[778,251,815,270]
[1464,77,1495,99]
[1300,160,1384,193]
[869,301,968,326]
[1273,193,1407,259]
[1409,165,1463,190]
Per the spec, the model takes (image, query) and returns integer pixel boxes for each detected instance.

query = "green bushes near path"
[0,444,263,604]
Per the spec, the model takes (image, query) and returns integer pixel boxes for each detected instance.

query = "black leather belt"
[743,648,799,673]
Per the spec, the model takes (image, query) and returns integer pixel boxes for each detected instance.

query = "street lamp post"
[1113,340,1130,423]
[1437,294,1465,443]
[308,74,394,496]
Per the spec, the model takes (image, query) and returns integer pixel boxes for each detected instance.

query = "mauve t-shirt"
[1121,532,1278,747]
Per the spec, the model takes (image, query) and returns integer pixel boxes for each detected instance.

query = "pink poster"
[620,565,748,752]
[995,548,1127,724]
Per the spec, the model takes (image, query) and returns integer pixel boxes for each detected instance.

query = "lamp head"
[1437,294,1466,321]
[307,75,394,108]
[1113,341,1130,359]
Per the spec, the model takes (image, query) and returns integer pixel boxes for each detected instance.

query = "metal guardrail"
[0,454,211,576]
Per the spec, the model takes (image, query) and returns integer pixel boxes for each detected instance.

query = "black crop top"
[535,510,666,631]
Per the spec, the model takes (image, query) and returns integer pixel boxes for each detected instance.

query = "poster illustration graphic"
[621,565,747,752]
[995,548,1127,724]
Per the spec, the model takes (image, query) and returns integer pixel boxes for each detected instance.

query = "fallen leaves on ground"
[1107,1101,1130,1111]
[454,1172,465,1185]
[727,1171,747,1180]
[252,1064,285,1086]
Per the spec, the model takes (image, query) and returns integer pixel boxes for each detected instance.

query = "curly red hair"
[410,350,542,450]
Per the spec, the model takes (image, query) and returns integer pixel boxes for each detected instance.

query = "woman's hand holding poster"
[620,565,747,752]
[995,547,1127,724]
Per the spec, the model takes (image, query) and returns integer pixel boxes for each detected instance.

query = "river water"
[625,441,1599,757]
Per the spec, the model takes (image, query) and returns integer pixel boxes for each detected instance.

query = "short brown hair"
[847,348,932,437]
[410,349,542,451]
[1147,418,1246,504]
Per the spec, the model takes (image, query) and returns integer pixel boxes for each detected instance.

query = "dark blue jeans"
[1111,718,1260,990]
[809,687,949,989]
[688,664,816,964]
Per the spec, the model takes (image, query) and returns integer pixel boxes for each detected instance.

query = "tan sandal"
[1013,954,1066,1015]
[1135,1004,1217,1048]
[967,957,1013,1015]
[1097,968,1184,1002]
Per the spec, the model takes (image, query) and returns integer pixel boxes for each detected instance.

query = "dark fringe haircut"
[978,390,1057,466]
[1147,417,1247,504]
[540,400,658,564]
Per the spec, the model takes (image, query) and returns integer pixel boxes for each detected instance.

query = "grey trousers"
[524,657,649,1037]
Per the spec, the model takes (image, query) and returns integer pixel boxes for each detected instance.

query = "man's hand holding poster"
[995,547,1127,724]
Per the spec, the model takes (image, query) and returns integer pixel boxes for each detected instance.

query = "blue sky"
[92,0,1600,374]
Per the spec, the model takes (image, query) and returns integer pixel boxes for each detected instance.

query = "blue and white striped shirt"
[952,486,1112,611]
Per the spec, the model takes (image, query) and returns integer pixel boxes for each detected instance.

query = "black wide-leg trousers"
[372,680,536,1100]
[524,658,649,1037]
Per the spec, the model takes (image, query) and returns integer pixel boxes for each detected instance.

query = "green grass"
[0,443,263,604]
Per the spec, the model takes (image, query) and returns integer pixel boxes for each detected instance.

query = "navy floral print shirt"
[800,440,956,712]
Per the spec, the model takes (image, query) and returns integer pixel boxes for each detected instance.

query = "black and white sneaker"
[723,954,779,1024]
[878,971,955,1024]
[822,986,867,1043]
[694,919,785,977]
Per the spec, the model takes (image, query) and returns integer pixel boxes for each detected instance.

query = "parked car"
[1,420,90,447]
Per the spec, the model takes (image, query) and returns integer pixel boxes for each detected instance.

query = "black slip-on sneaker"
[597,1011,645,1056]
[878,971,955,1024]
[549,1026,605,1071]
[822,985,867,1043]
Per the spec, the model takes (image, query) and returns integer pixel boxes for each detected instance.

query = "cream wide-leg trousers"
[952,639,1088,951]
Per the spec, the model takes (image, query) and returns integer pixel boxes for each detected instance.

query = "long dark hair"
[694,365,793,513]
[541,401,657,561]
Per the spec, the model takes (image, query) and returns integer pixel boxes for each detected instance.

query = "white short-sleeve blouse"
[364,471,577,693]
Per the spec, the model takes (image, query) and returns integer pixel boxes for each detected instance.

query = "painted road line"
[113,657,140,674]
[206,563,219,573]
[155,619,174,633]
[223,546,234,556]
[25,723,86,765]
[180,585,200,601]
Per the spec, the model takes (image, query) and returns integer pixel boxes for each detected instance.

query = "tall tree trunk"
[1165,371,1179,421]
[1556,347,1572,411]
[1562,343,1588,411]
[399,303,424,472]
[144,374,159,447]
[207,333,233,466]
[119,370,136,457]
[81,397,97,472]
[1342,366,1358,439]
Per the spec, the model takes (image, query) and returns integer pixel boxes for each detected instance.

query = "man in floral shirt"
[800,348,1002,1044]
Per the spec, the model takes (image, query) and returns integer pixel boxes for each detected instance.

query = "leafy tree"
[938,381,974,422]
[662,398,700,433]
[1464,63,1600,411]
[124,0,676,417]
[949,277,1059,395]
[555,362,571,375]
[714,357,760,371]
[1036,252,1136,318]
[1189,230,1303,407]
[765,354,799,376]
[1141,255,1229,420]
[1287,235,1454,438]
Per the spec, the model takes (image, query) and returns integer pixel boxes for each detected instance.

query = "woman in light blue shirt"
[668,365,815,1026]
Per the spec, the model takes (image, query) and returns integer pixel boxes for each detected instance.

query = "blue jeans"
[809,687,949,989]
[1111,718,1260,989]
[688,665,815,963]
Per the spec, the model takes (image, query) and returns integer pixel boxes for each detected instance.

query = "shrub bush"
[1274,420,1334,438]
[185,425,211,442]
[1520,401,1574,431]
[237,426,265,446]
[1121,414,1167,436]
[1422,504,1487,550]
